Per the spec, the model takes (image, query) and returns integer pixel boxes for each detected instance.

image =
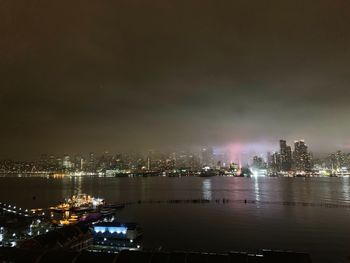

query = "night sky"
[1,0,350,159]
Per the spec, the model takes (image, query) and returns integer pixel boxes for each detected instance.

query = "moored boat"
[49,194,104,213]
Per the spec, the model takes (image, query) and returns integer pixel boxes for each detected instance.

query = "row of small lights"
[0,202,46,216]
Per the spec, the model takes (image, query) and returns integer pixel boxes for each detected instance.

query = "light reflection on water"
[202,179,212,200]
[1,176,350,262]
[342,177,350,203]
[254,177,260,203]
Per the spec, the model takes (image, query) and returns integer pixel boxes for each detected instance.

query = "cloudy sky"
[0,0,350,158]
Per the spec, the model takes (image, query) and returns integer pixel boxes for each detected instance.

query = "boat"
[49,203,70,213]
[49,194,127,225]
[49,194,104,213]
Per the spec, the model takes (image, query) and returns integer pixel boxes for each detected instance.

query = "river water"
[0,176,350,262]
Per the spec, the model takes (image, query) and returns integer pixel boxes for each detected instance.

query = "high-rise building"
[272,152,281,173]
[74,154,85,171]
[88,153,96,172]
[267,151,281,174]
[252,156,265,169]
[201,147,214,167]
[293,140,311,172]
[63,155,73,170]
[328,150,347,171]
[280,140,292,171]
[48,155,57,171]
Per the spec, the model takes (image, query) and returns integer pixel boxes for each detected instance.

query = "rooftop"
[93,222,139,230]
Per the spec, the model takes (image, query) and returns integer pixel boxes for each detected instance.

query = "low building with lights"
[91,222,142,252]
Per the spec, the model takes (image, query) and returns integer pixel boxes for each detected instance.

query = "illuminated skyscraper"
[201,147,214,167]
[272,152,281,173]
[63,155,73,170]
[48,155,57,170]
[74,154,85,171]
[252,156,265,169]
[88,152,96,172]
[328,150,347,171]
[280,140,292,171]
[267,151,281,174]
[293,140,311,172]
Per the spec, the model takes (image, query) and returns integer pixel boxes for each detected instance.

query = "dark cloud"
[0,0,350,158]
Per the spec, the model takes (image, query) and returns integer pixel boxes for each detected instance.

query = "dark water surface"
[1,176,350,262]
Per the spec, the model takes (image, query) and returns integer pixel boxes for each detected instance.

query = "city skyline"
[0,138,344,161]
[1,1,350,261]
[2,138,350,178]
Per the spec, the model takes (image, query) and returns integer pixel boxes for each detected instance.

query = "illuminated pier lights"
[0,202,39,217]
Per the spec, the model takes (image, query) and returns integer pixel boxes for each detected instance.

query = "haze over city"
[0,0,350,159]
[3,1,350,262]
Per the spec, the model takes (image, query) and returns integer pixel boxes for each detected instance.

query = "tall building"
[328,150,347,171]
[74,155,85,171]
[252,156,265,169]
[272,152,281,173]
[280,140,292,171]
[88,153,96,172]
[267,152,273,168]
[63,155,73,170]
[293,140,311,172]
[49,155,57,171]
[201,147,214,167]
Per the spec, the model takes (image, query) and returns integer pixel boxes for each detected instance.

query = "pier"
[0,202,48,220]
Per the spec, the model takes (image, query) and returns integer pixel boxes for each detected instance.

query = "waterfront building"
[252,156,265,169]
[92,222,142,252]
[268,152,281,175]
[329,151,347,171]
[201,147,214,167]
[293,140,312,172]
[88,153,96,172]
[73,155,85,171]
[280,140,292,171]
[63,155,73,170]
[48,155,58,171]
